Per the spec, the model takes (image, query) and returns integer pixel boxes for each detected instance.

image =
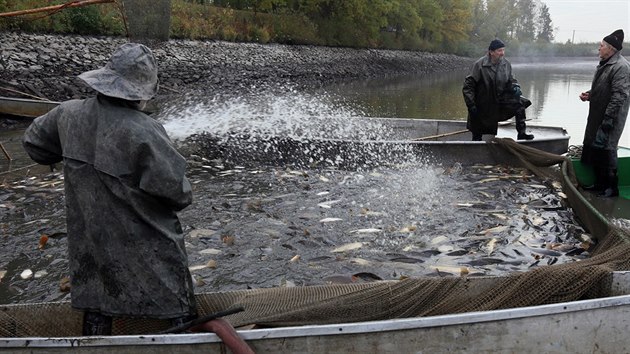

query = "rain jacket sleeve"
[23,105,65,165]
[604,64,630,121]
[583,52,630,150]
[462,60,482,109]
[137,124,193,211]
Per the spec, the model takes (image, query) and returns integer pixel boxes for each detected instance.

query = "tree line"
[0,0,596,56]
[178,0,556,55]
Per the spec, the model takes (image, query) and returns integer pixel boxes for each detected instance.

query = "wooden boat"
[1,271,630,353]
[0,96,60,118]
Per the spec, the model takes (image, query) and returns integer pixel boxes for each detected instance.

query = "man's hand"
[512,84,522,97]
[601,117,614,133]
[468,106,478,118]
[593,129,608,148]
[579,92,590,101]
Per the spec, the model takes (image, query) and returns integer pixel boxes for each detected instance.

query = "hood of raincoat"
[79,43,159,101]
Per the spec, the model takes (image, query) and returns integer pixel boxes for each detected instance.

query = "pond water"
[317,57,630,148]
[0,57,608,304]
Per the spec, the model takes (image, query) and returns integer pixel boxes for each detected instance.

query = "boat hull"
[198,118,570,168]
[0,96,59,118]
[4,286,630,353]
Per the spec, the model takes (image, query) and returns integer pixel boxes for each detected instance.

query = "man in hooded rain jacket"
[579,29,630,198]
[463,39,534,141]
[22,43,197,335]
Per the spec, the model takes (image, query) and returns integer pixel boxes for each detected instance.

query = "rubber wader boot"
[83,311,113,336]
[517,132,535,140]
[583,168,606,191]
[599,170,619,197]
[515,108,534,140]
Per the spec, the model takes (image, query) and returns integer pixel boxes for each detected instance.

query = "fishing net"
[120,0,171,42]
[1,138,629,337]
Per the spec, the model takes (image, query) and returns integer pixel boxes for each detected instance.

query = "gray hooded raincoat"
[23,95,196,319]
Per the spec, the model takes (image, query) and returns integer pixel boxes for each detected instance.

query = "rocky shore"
[0,32,473,103]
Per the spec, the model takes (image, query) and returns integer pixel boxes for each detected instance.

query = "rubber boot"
[82,311,112,336]
[515,108,534,140]
[472,133,482,141]
[599,170,619,197]
[583,168,606,191]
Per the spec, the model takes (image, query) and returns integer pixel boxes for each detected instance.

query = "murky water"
[316,57,624,147]
[0,84,591,304]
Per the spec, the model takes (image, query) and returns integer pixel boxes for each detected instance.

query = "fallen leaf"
[59,277,71,292]
[38,234,49,250]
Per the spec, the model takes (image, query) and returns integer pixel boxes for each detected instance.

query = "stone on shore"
[0,32,473,102]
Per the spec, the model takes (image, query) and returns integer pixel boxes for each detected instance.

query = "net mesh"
[1,138,629,337]
[121,0,171,42]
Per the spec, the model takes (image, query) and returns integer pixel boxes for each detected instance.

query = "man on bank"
[463,39,534,141]
[23,43,197,335]
[579,29,630,197]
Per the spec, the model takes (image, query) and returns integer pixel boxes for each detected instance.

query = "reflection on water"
[320,58,629,147]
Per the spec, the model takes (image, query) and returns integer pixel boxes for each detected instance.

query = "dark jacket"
[23,95,196,319]
[583,51,630,150]
[463,55,522,135]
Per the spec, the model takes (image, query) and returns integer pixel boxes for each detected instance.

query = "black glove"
[512,84,522,97]
[593,129,608,149]
[468,105,478,118]
[601,117,614,133]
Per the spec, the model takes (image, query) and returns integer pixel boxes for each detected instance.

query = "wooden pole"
[0,86,52,101]
[413,119,531,141]
[0,143,11,162]
[0,0,114,18]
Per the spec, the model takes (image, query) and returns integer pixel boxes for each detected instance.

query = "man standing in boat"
[22,43,197,335]
[579,29,630,198]
[462,39,534,141]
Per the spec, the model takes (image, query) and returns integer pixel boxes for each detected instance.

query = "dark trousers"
[471,99,529,140]
[581,145,619,191]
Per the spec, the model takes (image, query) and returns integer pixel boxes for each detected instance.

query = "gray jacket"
[23,95,196,319]
[583,51,630,150]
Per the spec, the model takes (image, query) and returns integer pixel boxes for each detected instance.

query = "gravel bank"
[0,32,473,102]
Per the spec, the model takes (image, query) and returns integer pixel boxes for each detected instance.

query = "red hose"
[191,318,255,354]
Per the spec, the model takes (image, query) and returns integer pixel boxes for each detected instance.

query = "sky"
[543,0,630,43]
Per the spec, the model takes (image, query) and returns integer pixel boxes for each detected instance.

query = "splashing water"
[159,89,430,169]
[160,88,396,141]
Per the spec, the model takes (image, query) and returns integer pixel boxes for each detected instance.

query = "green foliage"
[67,7,100,34]
[0,0,123,35]
[0,0,595,56]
